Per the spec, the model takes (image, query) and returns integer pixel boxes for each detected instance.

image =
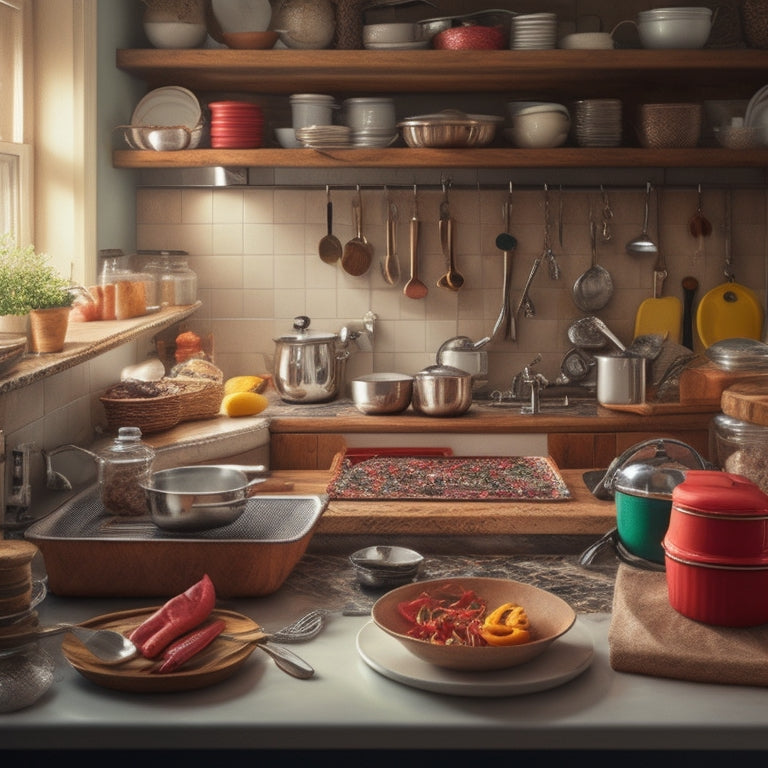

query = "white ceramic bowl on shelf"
[505,102,571,148]
[143,22,207,49]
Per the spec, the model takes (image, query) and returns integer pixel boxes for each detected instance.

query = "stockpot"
[273,316,349,403]
[411,364,472,417]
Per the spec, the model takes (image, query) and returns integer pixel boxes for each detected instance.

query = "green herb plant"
[0,232,73,316]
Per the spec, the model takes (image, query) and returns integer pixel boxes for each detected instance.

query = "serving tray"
[25,486,327,598]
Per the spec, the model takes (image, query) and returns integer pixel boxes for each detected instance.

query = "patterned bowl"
[638,103,702,148]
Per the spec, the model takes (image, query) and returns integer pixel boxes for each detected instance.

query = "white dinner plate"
[745,84,768,126]
[356,617,594,697]
[746,96,768,146]
[131,86,201,130]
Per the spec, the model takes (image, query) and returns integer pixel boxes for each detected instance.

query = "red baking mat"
[326,454,571,501]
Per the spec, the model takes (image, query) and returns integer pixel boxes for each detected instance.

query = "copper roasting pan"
[24,486,327,598]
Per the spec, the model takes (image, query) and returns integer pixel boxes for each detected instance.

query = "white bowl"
[505,103,570,148]
[363,23,418,44]
[274,127,301,148]
[637,15,712,49]
[559,32,614,50]
[143,22,207,49]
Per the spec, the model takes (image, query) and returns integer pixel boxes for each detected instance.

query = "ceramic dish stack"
[131,86,203,149]
[571,99,623,147]
[295,125,351,148]
[510,13,557,49]
[208,101,264,149]
[745,84,768,146]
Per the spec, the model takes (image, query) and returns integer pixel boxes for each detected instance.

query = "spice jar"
[99,427,155,517]
[710,413,768,493]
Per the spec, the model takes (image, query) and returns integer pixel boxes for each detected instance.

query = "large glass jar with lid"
[161,257,198,306]
[99,427,155,517]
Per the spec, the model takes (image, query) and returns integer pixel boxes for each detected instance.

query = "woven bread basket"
[100,380,222,434]
[638,103,703,148]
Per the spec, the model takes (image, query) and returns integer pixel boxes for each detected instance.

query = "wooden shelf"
[114,48,768,171]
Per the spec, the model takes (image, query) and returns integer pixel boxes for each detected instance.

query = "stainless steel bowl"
[412,364,473,417]
[398,110,502,148]
[350,372,413,415]
[142,465,268,532]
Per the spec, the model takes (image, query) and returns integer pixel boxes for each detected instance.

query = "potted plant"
[0,233,74,353]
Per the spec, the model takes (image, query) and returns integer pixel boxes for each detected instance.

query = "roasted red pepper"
[155,619,226,674]
[129,574,217,659]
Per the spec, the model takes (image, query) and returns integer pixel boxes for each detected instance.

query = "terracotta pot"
[28,307,70,353]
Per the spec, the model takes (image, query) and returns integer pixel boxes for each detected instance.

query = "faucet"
[42,444,99,491]
[6,442,34,518]
[517,355,548,415]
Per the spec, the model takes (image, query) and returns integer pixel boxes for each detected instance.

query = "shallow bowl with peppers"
[371,577,576,672]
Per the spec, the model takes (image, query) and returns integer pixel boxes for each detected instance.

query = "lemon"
[221,392,269,417]
[224,375,265,396]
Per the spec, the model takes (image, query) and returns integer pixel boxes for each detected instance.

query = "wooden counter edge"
[266,468,614,536]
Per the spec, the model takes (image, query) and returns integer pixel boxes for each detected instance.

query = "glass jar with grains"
[99,427,156,516]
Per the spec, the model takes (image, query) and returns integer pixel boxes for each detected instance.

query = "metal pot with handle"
[273,316,349,403]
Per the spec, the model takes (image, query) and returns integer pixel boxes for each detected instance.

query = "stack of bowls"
[342,98,398,148]
[571,99,623,147]
[505,101,571,148]
[208,101,264,148]
[636,6,714,49]
[349,546,424,588]
[510,13,558,49]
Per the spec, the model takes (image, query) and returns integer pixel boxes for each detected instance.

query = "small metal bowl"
[398,110,502,148]
[117,121,203,151]
[350,373,413,415]
[350,546,424,588]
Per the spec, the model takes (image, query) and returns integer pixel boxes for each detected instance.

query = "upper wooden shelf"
[116,48,768,97]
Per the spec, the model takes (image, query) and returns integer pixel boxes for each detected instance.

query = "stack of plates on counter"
[208,101,264,148]
[131,86,204,149]
[745,84,768,146]
[510,12,557,49]
[571,99,623,147]
[295,125,352,148]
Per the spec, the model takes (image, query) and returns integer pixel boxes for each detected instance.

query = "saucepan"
[142,464,269,532]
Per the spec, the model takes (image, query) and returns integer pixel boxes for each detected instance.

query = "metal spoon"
[341,185,373,276]
[436,182,464,290]
[318,186,342,265]
[381,193,401,286]
[572,217,614,312]
[37,624,139,665]
[403,185,427,300]
[625,181,658,256]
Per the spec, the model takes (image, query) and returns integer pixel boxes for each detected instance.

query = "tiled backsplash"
[136,184,767,393]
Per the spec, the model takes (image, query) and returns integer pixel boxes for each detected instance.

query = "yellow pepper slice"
[480,602,531,646]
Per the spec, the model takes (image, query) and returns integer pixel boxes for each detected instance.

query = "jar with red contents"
[663,470,768,627]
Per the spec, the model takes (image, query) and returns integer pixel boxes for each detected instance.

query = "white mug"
[342,97,396,132]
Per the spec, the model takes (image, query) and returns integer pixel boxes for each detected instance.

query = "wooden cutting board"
[721,378,768,425]
[678,360,768,405]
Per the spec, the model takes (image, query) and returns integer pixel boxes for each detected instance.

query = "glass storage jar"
[710,413,768,493]
[0,641,55,713]
[99,426,156,517]
[161,257,198,306]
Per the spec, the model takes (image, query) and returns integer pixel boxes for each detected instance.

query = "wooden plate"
[61,607,260,692]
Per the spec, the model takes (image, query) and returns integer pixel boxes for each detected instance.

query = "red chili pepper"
[155,619,226,674]
[129,574,217,659]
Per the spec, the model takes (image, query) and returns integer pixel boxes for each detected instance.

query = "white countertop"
[5,588,768,753]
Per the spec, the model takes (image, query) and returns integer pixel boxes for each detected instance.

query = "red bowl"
[210,137,262,148]
[664,545,768,627]
[432,25,507,50]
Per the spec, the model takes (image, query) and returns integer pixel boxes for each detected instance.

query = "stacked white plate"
[510,13,557,49]
[571,99,623,147]
[295,125,352,149]
[745,84,768,146]
[131,86,203,148]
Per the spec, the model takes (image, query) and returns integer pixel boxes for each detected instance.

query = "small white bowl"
[637,14,712,49]
[559,32,614,50]
[363,23,418,44]
[505,103,571,148]
[274,127,301,148]
[143,22,207,49]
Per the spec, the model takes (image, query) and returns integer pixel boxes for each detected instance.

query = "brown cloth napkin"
[609,563,768,686]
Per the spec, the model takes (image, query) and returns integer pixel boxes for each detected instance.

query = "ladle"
[572,217,614,312]
[341,185,373,276]
[318,186,342,265]
[625,181,658,256]
[436,182,464,290]
[569,315,625,352]
[381,191,401,286]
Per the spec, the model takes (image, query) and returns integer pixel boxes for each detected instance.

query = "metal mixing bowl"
[398,110,502,148]
[142,465,268,532]
[411,365,473,417]
[350,372,413,415]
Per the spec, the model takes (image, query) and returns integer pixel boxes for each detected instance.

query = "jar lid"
[613,462,688,499]
[672,470,768,515]
[414,364,471,380]
[273,315,337,344]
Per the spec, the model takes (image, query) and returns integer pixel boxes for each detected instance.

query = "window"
[0,0,32,244]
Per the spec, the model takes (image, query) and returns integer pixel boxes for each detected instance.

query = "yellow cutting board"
[633,296,683,343]
[696,282,764,348]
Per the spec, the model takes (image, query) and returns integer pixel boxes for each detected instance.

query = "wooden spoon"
[436,186,464,290]
[341,186,373,276]
[403,186,427,299]
[318,186,342,265]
